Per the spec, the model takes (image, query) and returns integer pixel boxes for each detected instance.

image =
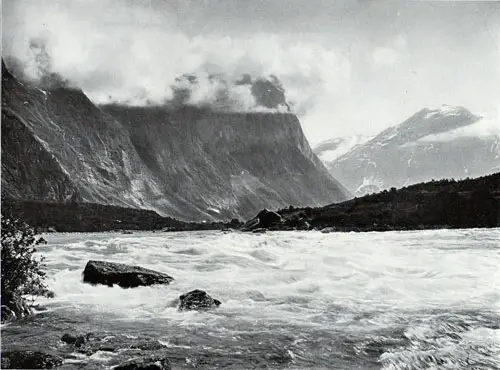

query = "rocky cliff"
[1,62,349,221]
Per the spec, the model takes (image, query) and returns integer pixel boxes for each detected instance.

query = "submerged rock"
[114,355,171,370]
[130,340,166,351]
[61,332,93,348]
[82,260,174,288]
[178,289,221,311]
[1,351,63,369]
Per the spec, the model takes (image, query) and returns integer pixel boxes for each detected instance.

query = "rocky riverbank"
[2,260,222,369]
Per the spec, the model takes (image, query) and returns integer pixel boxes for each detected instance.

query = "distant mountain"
[1,61,350,221]
[321,105,500,196]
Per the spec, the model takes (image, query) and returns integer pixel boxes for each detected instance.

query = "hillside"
[269,172,500,231]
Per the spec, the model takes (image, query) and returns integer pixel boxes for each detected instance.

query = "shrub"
[1,212,47,321]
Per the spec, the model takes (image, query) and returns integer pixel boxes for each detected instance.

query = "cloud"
[2,0,350,114]
[372,47,398,66]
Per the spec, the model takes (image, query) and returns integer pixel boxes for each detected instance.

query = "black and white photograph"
[1,0,499,369]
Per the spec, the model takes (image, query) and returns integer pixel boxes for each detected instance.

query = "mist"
[3,0,499,142]
[2,0,348,116]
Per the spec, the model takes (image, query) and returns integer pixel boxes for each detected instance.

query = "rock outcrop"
[178,289,221,311]
[1,351,63,369]
[82,260,174,288]
[241,208,282,231]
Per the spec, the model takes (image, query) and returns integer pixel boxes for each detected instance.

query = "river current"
[2,229,500,369]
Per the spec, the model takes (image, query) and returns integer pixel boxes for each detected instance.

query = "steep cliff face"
[2,63,349,221]
[102,106,350,220]
[325,106,500,196]
[1,62,81,202]
[1,62,170,212]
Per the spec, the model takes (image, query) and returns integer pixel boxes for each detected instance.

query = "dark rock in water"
[61,332,119,355]
[61,332,92,348]
[241,208,282,231]
[178,289,221,311]
[1,351,63,369]
[256,209,282,228]
[82,260,174,288]
[60,332,165,357]
[114,355,171,370]
[61,333,78,344]
[130,340,166,351]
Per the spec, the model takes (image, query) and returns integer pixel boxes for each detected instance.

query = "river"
[2,229,500,369]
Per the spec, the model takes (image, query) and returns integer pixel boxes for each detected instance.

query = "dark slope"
[1,199,220,232]
[2,62,349,221]
[326,106,500,195]
[1,62,81,202]
[267,172,500,231]
[1,66,170,212]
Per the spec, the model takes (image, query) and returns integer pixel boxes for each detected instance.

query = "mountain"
[314,134,372,162]
[1,61,81,203]
[323,105,500,196]
[1,61,350,221]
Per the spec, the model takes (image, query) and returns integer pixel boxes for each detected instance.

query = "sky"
[3,0,500,145]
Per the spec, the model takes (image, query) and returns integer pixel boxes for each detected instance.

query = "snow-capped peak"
[424,105,467,119]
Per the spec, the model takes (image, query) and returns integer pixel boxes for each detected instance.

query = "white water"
[3,229,500,369]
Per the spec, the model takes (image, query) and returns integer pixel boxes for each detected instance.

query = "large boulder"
[1,351,63,369]
[178,289,221,311]
[114,355,171,370]
[82,260,173,288]
[256,209,282,228]
[241,208,282,231]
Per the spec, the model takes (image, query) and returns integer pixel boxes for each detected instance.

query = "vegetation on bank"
[1,207,48,322]
[277,173,500,231]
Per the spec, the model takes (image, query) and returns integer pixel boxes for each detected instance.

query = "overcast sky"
[3,0,500,144]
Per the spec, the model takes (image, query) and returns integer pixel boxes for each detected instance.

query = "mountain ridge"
[1,61,350,221]
[318,105,499,196]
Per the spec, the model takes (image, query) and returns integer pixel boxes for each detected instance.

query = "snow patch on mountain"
[314,135,373,162]
[424,104,465,119]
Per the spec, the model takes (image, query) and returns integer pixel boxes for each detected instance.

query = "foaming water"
[2,229,500,369]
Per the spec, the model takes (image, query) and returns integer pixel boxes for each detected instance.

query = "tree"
[1,211,47,322]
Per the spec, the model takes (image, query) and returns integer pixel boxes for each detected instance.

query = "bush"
[1,212,47,322]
